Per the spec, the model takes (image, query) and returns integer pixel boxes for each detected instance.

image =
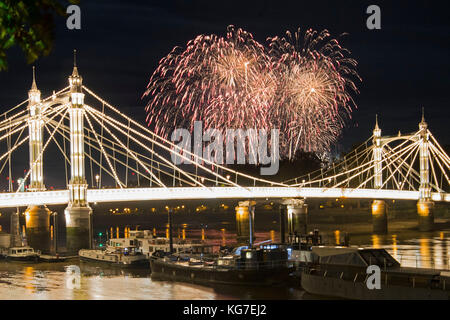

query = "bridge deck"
[0,187,448,208]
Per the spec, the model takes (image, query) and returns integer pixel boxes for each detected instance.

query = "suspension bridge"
[1,58,449,253]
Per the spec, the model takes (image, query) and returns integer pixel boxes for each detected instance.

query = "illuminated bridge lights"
[0,187,448,208]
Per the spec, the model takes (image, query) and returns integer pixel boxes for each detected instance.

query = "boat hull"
[150,258,294,286]
[5,255,39,262]
[79,251,149,268]
[301,272,449,300]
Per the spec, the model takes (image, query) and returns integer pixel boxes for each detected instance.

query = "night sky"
[0,0,448,186]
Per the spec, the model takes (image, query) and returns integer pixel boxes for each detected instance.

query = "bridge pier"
[25,205,52,253]
[417,199,434,232]
[371,200,388,234]
[10,210,22,247]
[65,206,92,253]
[235,200,256,246]
[283,199,308,242]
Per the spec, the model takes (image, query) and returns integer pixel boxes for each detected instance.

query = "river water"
[0,228,448,300]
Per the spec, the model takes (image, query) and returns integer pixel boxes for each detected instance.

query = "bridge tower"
[64,53,93,253]
[417,112,434,231]
[235,200,256,246]
[24,67,52,253]
[371,115,388,234]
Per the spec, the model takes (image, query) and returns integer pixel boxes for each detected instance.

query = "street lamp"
[95,174,100,188]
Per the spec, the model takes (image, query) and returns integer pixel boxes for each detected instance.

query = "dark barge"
[150,244,295,286]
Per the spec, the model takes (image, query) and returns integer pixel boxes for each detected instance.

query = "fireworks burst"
[143,26,273,138]
[269,28,361,158]
[143,26,360,161]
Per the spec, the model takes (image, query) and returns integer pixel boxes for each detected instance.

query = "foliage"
[0,0,79,71]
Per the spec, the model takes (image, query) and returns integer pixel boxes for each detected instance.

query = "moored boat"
[4,246,40,262]
[150,243,295,287]
[129,230,214,258]
[79,237,149,267]
[79,229,213,267]
[300,246,450,300]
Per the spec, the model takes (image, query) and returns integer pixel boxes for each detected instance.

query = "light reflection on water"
[184,228,450,271]
[352,232,450,270]
[198,228,450,270]
[0,228,449,299]
[0,260,307,300]
[0,261,226,300]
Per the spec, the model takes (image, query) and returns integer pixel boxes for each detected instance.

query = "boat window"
[347,253,367,266]
[358,249,399,267]
[327,254,349,265]
[130,240,134,246]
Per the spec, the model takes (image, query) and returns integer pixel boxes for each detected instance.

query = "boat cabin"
[107,230,214,257]
[107,238,139,255]
[309,246,400,268]
[289,229,323,250]
[8,247,36,255]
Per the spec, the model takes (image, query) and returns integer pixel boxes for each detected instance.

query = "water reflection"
[419,238,432,268]
[355,231,450,270]
[24,266,34,293]
[371,235,381,249]
[2,228,447,300]
[0,260,232,300]
[390,235,397,259]
[334,230,340,245]
[221,228,226,246]
[270,230,275,242]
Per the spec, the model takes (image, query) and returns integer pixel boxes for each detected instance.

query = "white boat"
[5,246,40,262]
[129,230,213,258]
[79,237,148,267]
[79,230,213,267]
